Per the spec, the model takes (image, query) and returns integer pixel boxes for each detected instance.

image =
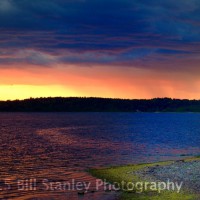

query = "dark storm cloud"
[0,0,200,70]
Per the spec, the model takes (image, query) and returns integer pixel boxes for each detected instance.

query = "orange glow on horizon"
[0,64,200,100]
[0,85,82,101]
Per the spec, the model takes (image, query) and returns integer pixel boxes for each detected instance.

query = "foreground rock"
[135,159,200,194]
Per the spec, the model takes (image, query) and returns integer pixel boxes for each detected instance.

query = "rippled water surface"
[0,113,200,199]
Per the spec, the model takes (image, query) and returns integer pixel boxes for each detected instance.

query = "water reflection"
[0,113,200,199]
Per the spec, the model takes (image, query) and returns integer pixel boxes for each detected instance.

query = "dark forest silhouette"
[0,97,200,112]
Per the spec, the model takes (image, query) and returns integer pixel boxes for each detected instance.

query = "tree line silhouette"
[0,97,200,112]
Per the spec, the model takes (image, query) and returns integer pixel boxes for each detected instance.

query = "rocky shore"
[135,159,200,194]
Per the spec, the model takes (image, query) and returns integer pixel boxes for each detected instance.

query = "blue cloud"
[0,0,200,70]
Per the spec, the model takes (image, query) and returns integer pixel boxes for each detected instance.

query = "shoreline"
[89,157,200,200]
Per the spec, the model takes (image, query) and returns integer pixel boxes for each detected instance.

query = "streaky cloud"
[0,0,200,72]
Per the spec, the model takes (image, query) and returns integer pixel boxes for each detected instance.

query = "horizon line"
[1,96,200,102]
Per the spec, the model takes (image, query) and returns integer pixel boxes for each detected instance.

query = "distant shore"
[1,97,200,112]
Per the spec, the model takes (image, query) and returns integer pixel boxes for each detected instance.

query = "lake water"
[0,113,200,199]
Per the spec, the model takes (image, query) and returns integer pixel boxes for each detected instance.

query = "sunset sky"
[0,0,200,100]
